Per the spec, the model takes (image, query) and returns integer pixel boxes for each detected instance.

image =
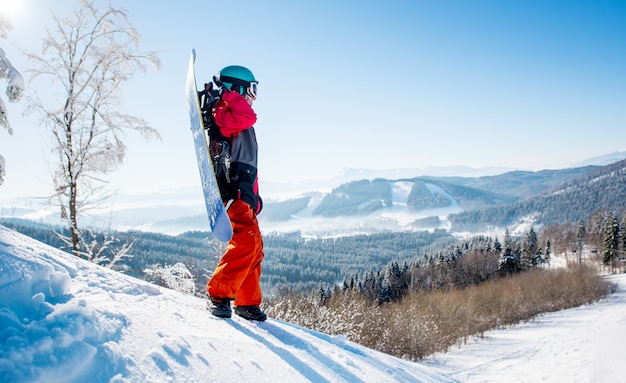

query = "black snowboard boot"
[208,298,232,318]
[234,306,267,321]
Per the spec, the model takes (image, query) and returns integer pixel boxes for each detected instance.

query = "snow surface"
[422,273,626,383]
[0,225,446,383]
[1,224,625,383]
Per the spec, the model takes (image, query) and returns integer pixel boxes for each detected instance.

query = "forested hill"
[450,159,626,230]
[0,220,456,296]
[261,164,598,229]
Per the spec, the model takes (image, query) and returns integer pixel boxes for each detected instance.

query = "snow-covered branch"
[52,226,135,268]
[1,32,25,135]
[0,155,5,186]
[1,13,25,187]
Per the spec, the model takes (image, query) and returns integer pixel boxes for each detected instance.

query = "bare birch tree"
[0,12,25,186]
[24,1,160,259]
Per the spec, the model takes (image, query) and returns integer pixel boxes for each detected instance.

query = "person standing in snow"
[205,65,266,322]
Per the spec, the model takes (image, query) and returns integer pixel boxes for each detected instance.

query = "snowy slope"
[0,225,447,383]
[423,272,626,383]
[2,224,626,383]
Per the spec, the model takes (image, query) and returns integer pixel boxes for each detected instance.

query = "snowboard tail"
[185,49,232,242]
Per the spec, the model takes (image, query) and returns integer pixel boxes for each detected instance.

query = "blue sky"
[1,0,625,199]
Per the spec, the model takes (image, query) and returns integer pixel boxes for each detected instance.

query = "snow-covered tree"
[576,219,586,265]
[80,228,135,268]
[0,12,25,186]
[576,219,586,244]
[621,215,626,259]
[520,227,538,270]
[493,236,502,253]
[543,239,551,265]
[24,1,160,257]
[0,156,5,186]
[601,212,619,270]
[146,263,196,295]
[498,229,519,274]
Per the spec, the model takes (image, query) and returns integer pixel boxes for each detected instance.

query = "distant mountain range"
[258,164,615,237]
[256,151,626,237]
[2,151,626,237]
[571,150,626,167]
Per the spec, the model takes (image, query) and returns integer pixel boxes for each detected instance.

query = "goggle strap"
[219,75,248,88]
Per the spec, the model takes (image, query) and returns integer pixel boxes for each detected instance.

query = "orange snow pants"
[207,200,264,307]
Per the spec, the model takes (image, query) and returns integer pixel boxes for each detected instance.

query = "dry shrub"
[265,265,614,360]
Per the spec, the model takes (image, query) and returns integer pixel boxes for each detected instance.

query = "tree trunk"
[69,181,80,257]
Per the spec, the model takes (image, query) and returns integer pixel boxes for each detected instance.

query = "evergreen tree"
[520,227,538,270]
[602,212,619,269]
[493,237,502,253]
[621,215,626,258]
[499,229,519,274]
[361,271,377,300]
[378,261,409,302]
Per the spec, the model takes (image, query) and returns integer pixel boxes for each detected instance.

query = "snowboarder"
[205,65,267,322]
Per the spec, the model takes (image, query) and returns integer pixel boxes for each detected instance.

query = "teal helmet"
[217,65,258,99]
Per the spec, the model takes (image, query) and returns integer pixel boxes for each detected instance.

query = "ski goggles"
[246,82,258,100]
[218,75,258,99]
